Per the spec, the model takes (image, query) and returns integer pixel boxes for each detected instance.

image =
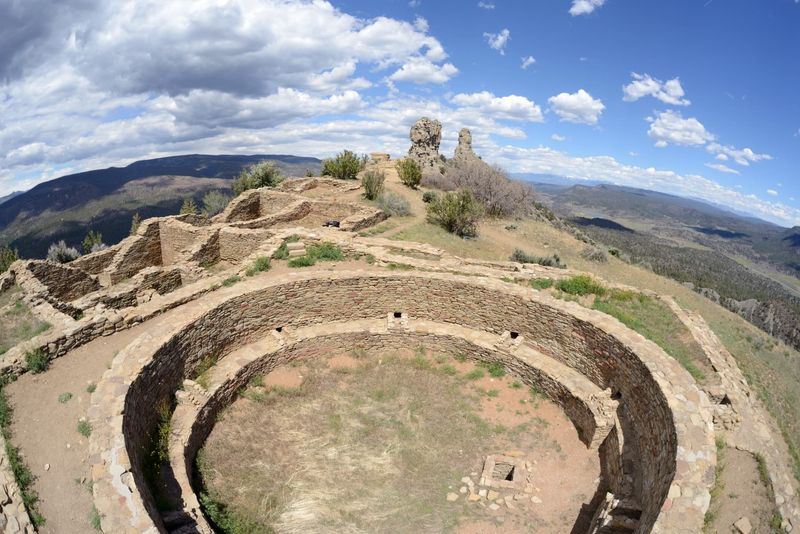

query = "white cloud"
[647,110,714,147]
[548,89,605,125]
[705,143,772,166]
[767,189,778,196]
[705,163,740,175]
[521,56,536,69]
[451,92,544,122]
[491,144,800,226]
[622,73,690,106]
[484,29,510,55]
[477,2,495,9]
[569,0,606,16]
[551,134,566,141]
[389,58,458,84]
[409,0,421,7]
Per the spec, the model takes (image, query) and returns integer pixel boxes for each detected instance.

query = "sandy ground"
[709,447,779,534]
[6,309,187,533]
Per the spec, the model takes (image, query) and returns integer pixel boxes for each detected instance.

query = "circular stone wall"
[88,271,715,534]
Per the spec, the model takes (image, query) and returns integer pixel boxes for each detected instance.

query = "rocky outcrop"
[454,128,478,161]
[408,117,442,171]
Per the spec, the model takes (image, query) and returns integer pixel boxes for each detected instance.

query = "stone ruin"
[407,116,442,171]
[0,133,797,534]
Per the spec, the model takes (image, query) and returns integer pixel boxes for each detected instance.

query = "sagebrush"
[233,161,283,195]
[321,150,367,180]
[426,189,483,237]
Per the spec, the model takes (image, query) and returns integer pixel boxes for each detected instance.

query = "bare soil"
[199,349,599,533]
[708,446,780,534]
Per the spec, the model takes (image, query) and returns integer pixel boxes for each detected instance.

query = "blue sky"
[1,0,798,225]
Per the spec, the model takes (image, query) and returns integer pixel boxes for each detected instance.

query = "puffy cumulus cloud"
[0,0,462,193]
[622,73,690,106]
[450,92,544,122]
[705,143,772,166]
[484,29,511,55]
[389,58,458,84]
[569,0,605,16]
[647,110,714,147]
[548,89,605,125]
[521,56,536,69]
[705,163,740,175]
[490,145,800,226]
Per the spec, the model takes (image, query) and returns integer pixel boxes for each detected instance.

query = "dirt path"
[6,310,185,533]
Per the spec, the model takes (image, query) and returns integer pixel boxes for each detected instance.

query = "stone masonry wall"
[93,272,713,534]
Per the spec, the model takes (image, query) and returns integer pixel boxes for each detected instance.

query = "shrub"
[581,246,609,263]
[25,349,50,373]
[396,159,422,189]
[306,242,344,261]
[0,246,18,273]
[202,190,231,216]
[361,170,385,200]
[422,191,437,203]
[377,192,412,217]
[232,160,283,195]
[130,213,142,235]
[426,158,536,217]
[58,392,73,404]
[555,275,606,296]
[81,230,104,254]
[510,249,566,268]
[483,361,506,378]
[180,198,198,215]
[245,256,271,276]
[77,419,92,437]
[46,240,80,263]
[426,189,483,237]
[89,506,102,530]
[321,150,367,180]
[288,255,316,268]
[528,278,554,289]
[86,383,96,393]
[221,275,241,287]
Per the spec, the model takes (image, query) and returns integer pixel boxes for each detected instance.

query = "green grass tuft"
[25,348,50,374]
[58,392,73,404]
[77,420,92,437]
[555,275,606,296]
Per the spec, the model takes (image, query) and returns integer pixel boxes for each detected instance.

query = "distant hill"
[0,191,23,205]
[0,154,321,257]
[536,182,800,351]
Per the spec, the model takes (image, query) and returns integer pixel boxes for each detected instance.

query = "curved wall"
[91,271,714,534]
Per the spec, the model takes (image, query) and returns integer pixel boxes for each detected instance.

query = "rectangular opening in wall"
[393,311,402,318]
[510,331,519,339]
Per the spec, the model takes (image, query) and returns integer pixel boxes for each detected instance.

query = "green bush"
[232,161,283,195]
[202,190,231,216]
[422,191,438,203]
[288,255,316,268]
[58,392,73,404]
[77,419,92,437]
[25,349,50,373]
[180,198,198,215]
[321,150,367,180]
[245,256,271,276]
[81,230,104,254]
[306,242,344,261]
[361,170,385,200]
[555,275,606,296]
[0,245,19,273]
[510,249,566,268]
[426,189,483,237]
[396,159,422,189]
[377,192,412,216]
[482,361,506,378]
[222,275,241,287]
[529,278,554,290]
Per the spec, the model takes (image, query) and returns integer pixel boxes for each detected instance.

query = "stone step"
[288,248,306,258]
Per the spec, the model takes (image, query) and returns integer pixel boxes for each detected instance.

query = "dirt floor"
[200,348,599,534]
[707,446,780,534]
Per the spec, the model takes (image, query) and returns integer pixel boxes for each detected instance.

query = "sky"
[1,0,799,226]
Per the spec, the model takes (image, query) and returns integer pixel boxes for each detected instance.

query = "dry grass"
[0,286,51,355]
[197,353,569,533]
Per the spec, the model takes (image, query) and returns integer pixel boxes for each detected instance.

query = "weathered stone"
[407,117,442,171]
[446,492,459,502]
[734,516,752,534]
[453,128,478,161]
